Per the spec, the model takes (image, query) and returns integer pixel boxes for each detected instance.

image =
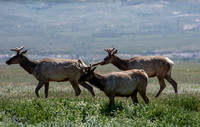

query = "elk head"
[6,46,28,65]
[78,65,97,83]
[92,48,118,66]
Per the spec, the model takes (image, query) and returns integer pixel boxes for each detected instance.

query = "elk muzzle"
[78,77,84,83]
[6,60,12,65]
[92,60,105,66]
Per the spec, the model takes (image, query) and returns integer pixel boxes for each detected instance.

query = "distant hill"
[0,0,200,57]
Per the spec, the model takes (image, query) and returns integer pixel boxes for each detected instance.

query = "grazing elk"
[78,66,149,107]
[92,48,178,98]
[6,46,95,98]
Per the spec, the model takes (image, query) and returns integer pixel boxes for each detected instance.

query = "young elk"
[93,48,178,98]
[6,46,95,98]
[78,66,149,107]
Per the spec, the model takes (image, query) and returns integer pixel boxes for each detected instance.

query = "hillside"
[0,0,200,62]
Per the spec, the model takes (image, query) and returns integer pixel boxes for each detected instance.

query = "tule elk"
[92,48,178,98]
[78,66,149,107]
[6,46,95,98]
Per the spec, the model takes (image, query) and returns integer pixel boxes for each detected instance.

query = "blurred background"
[1,0,200,63]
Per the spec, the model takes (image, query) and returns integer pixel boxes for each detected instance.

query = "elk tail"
[165,57,175,76]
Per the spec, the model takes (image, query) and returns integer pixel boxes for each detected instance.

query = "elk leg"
[79,82,95,96]
[138,90,149,104]
[155,76,166,98]
[44,82,49,98]
[131,89,138,104]
[165,75,178,94]
[35,81,44,98]
[69,80,81,96]
[109,95,115,108]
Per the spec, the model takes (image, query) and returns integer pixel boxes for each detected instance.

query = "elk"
[6,46,95,98]
[92,48,178,98]
[78,66,149,107]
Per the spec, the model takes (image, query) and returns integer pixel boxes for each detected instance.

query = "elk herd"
[6,46,178,107]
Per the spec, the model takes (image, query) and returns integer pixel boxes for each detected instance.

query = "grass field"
[0,61,200,126]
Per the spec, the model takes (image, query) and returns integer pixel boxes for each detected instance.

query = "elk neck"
[88,73,105,91]
[111,55,129,71]
[19,56,36,74]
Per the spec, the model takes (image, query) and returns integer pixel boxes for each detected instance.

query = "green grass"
[0,96,199,126]
[0,61,200,126]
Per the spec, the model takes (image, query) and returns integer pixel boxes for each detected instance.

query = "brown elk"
[6,46,95,98]
[78,66,149,107]
[92,48,178,98]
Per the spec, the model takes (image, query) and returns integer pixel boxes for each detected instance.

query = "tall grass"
[0,95,199,126]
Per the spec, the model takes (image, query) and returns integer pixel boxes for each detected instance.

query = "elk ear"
[113,49,118,55]
[16,52,20,56]
[91,67,97,72]
[21,50,28,55]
